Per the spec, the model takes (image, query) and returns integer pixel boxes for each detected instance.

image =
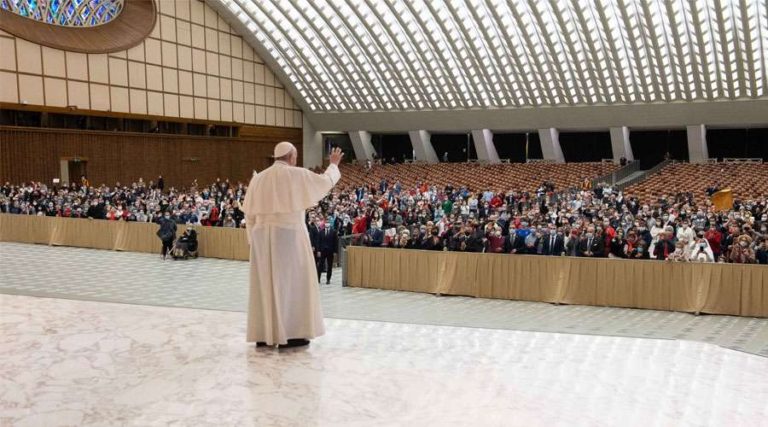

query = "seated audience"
[2,160,766,267]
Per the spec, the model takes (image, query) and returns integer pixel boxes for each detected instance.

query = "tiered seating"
[336,162,619,193]
[625,162,768,203]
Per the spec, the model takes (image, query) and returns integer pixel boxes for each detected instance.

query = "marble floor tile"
[2,242,767,357]
[1,294,767,427]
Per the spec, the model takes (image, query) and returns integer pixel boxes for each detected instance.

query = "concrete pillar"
[470,129,500,163]
[609,126,634,163]
[348,130,377,161]
[686,124,709,163]
[302,116,323,168]
[408,130,439,163]
[538,128,565,163]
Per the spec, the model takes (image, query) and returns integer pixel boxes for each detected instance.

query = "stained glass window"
[0,0,124,27]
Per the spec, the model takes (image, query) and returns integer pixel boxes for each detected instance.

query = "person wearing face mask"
[728,235,756,264]
[653,229,676,261]
[365,222,384,247]
[756,239,768,265]
[505,226,523,254]
[666,241,689,262]
[689,238,715,263]
[578,226,604,257]
[704,224,723,259]
[488,226,505,254]
[423,228,445,251]
[628,240,650,260]
[315,218,338,285]
[635,220,653,247]
[541,225,565,256]
[677,221,695,245]
[156,211,177,260]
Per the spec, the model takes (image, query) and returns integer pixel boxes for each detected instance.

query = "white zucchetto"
[274,141,295,158]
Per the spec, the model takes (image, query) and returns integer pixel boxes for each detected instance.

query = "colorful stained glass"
[0,0,123,27]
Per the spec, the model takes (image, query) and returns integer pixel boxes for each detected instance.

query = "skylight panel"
[221,0,767,112]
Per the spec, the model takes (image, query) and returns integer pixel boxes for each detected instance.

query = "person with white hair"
[242,142,344,349]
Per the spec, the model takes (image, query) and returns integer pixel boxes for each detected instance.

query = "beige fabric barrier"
[347,247,768,318]
[0,214,249,261]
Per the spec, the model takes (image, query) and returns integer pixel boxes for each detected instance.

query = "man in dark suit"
[578,226,604,257]
[315,222,338,284]
[541,226,565,256]
[366,224,384,247]
[308,215,321,270]
[505,227,524,254]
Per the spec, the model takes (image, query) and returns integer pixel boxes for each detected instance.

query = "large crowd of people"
[0,176,248,228]
[308,173,767,265]
[2,164,767,265]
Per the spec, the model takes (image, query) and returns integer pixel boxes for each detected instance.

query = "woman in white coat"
[243,143,344,348]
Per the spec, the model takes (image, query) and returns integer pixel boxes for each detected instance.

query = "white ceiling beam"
[235,0,337,110]
[207,0,318,113]
[690,1,716,99]
[483,1,534,105]
[738,0,758,97]
[713,0,738,99]
[401,0,468,108]
[663,0,691,101]
[570,4,609,104]
[528,2,571,105]
[638,1,672,102]
[443,1,503,106]
[548,0,589,104]
[215,0,767,115]
[464,0,517,106]
[576,8,619,104]
[616,0,652,103]
[356,0,430,110]
[385,0,451,108]
[292,1,386,109]
[595,0,632,103]
[506,1,554,105]
[422,0,484,107]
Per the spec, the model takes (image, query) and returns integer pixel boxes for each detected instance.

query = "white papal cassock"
[242,160,340,345]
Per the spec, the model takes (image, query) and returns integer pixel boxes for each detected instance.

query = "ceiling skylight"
[216,0,768,113]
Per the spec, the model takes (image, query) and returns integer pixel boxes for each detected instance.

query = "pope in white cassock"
[242,141,344,349]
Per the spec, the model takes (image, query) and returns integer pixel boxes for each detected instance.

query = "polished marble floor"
[2,242,768,356]
[2,294,767,427]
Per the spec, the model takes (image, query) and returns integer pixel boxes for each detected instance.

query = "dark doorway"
[67,158,88,185]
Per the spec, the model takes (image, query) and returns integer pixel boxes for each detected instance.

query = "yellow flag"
[710,189,733,212]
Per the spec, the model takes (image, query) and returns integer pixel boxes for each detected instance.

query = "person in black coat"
[653,232,676,261]
[756,239,768,265]
[421,230,444,251]
[365,225,384,247]
[315,224,338,284]
[156,212,177,260]
[541,229,565,256]
[86,200,105,219]
[577,227,604,257]
[505,228,524,254]
[307,218,321,266]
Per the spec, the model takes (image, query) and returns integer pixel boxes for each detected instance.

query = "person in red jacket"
[490,194,503,209]
[352,214,367,235]
[602,220,616,255]
[704,225,723,259]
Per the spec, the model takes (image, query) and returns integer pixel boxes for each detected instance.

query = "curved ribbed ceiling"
[217,0,767,113]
